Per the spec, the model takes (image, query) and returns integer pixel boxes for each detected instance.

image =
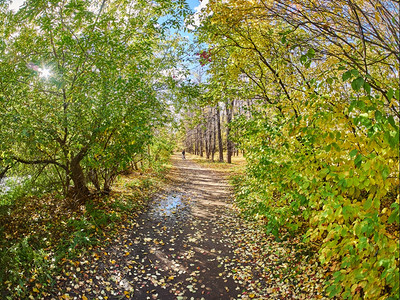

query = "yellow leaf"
[33,287,39,293]
[375,12,381,22]
[82,296,88,300]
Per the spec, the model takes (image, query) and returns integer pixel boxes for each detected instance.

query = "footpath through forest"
[48,154,328,299]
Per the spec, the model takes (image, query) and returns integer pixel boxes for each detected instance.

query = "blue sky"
[186,0,200,11]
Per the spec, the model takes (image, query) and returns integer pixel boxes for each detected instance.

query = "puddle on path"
[148,192,191,221]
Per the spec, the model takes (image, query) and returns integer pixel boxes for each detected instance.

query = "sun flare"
[39,67,51,79]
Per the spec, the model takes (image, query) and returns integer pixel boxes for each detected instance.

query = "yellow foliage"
[201,0,399,298]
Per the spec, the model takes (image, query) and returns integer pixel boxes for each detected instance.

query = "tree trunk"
[205,126,210,159]
[88,168,101,191]
[226,100,234,163]
[216,105,224,162]
[200,127,204,157]
[195,127,198,155]
[212,107,216,162]
[212,120,216,162]
[69,149,90,201]
[190,129,194,154]
[207,108,212,160]
[103,166,118,194]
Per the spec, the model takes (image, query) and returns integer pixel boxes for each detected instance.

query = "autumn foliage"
[198,0,399,298]
[197,49,213,66]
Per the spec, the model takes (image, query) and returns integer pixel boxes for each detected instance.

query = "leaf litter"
[40,155,330,299]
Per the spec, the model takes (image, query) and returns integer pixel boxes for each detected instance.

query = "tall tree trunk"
[207,108,212,160]
[205,126,210,159]
[191,129,194,154]
[195,127,199,155]
[226,99,234,163]
[200,126,204,157]
[216,105,224,162]
[212,114,216,162]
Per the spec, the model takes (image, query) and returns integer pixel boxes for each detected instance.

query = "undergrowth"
[0,166,169,299]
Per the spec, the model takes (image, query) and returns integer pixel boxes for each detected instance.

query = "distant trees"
[179,62,246,163]
[181,100,245,163]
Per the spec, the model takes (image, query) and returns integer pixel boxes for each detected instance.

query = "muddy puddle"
[148,192,191,222]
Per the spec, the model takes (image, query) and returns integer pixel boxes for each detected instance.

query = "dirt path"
[124,154,243,299]
[48,154,328,299]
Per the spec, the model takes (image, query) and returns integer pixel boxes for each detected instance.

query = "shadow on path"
[125,154,242,299]
[47,153,329,300]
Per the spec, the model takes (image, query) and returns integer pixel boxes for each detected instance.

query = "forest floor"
[45,153,329,300]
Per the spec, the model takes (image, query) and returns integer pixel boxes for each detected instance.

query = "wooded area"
[0,0,187,202]
[178,0,399,299]
[0,0,399,299]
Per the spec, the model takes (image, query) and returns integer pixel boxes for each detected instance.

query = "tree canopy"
[1,0,190,199]
[176,0,399,298]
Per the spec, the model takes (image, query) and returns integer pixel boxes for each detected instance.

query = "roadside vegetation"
[179,1,399,299]
[0,139,174,298]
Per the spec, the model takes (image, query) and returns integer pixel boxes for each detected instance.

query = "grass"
[186,152,246,176]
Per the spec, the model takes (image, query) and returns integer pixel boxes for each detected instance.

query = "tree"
[0,0,190,202]
[198,0,399,298]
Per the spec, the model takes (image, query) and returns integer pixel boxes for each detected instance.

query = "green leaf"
[354,154,363,167]
[374,110,382,121]
[363,82,371,94]
[388,203,399,224]
[349,149,358,158]
[388,116,396,128]
[381,166,389,179]
[387,88,394,100]
[342,70,352,81]
[364,197,373,210]
[307,48,315,58]
[300,54,307,64]
[351,77,364,91]
[332,143,341,151]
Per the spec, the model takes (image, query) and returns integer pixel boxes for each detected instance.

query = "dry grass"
[185,152,246,176]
